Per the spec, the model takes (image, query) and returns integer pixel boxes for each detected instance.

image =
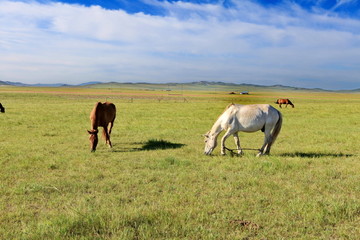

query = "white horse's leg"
[233,133,242,155]
[221,129,233,155]
[257,130,272,157]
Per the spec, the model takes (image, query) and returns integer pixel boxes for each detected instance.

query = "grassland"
[0,85,359,239]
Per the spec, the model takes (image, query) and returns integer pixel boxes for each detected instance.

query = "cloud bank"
[0,0,359,89]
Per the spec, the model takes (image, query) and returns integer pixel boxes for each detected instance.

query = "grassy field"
[0,86,359,239]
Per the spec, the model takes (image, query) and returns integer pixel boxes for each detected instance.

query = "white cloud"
[0,0,359,89]
[331,0,355,11]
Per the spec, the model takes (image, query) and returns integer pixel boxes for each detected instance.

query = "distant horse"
[275,99,294,108]
[0,103,4,113]
[204,104,282,156]
[88,102,116,152]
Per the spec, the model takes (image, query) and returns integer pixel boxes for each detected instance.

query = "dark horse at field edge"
[0,103,5,113]
[88,102,116,152]
[275,99,294,108]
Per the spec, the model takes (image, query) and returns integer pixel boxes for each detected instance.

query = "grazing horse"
[88,102,116,152]
[275,99,294,108]
[204,104,282,157]
[0,103,5,113]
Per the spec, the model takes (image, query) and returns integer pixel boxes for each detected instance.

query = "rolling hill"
[1,80,359,92]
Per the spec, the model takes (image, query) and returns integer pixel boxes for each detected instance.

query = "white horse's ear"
[202,131,210,137]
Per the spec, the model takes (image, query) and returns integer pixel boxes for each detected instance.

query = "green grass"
[0,87,359,239]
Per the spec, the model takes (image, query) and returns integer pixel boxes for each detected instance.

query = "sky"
[1,0,360,90]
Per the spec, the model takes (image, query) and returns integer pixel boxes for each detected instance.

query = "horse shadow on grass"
[280,152,353,158]
[113,139,186,153]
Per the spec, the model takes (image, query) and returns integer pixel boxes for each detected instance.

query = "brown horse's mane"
[92,102,104,138]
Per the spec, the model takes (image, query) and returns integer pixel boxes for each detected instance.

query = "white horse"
[204,104,282,156]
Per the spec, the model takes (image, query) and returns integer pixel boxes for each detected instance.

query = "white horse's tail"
[269,110,282,147]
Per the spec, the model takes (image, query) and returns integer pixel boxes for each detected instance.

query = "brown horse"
[0,103,5,113]
[275,99,294,108]
[87,102,116,152]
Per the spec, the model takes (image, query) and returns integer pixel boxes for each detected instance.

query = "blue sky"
[1,0,359,90]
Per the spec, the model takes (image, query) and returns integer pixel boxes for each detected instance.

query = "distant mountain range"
[0,80,359,92]
[0,80,102,87]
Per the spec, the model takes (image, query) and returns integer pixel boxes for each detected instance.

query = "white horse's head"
[203,131,217,155]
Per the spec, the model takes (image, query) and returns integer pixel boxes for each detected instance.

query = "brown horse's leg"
[108,121,114,135]
[103,127,112,148]
[107,121,114,148]
[279,104,282,108]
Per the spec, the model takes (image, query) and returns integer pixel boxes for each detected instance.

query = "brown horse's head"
[87,129,99,152]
